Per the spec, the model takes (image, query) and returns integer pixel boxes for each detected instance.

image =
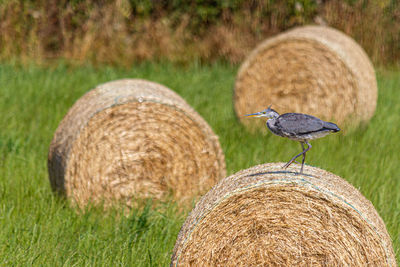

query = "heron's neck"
[266,118,277,127]
[270,110,279,119]
[266,118,279,135]
[265,110,279,133]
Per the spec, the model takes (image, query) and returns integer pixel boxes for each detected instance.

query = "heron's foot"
[282,161,293,169]
[298,163,307,174]
[282,160,302,170]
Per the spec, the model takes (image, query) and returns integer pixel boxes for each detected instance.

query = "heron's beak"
[245,112,262,117]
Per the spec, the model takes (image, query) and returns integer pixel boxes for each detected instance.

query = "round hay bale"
[234,25,377,130]
[48,79,226,208]
[171,163,396,266]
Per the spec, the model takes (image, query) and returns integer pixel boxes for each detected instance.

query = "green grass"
[0,62,399,265]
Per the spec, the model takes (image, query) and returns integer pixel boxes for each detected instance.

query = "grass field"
[0,62,399,265]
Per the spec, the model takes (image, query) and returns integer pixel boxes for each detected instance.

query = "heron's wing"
[276,113,326,135]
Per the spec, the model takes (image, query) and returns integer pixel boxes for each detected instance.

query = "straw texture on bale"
[48,79,226,207]
[235,25,377,130]
[171,163,396,267]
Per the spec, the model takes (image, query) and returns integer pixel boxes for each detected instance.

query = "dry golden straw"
[235,25,377,130]
[171,163,396,266]
[48,79,226,208]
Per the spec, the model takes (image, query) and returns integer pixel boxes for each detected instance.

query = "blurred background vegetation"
[1,0,399,66]
[1,1,400,264]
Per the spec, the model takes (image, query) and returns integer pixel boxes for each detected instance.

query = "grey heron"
[246,106,340,173]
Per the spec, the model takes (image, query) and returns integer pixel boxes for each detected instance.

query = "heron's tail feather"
[325,122,340,132]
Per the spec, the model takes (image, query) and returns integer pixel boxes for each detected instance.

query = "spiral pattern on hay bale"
[235,25,377,130]
[171,163,395,266]
[48,79,226,208]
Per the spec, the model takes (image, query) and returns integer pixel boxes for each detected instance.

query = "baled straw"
[48,79,226,208]
[234,25,377,130]
[171,163,396,266]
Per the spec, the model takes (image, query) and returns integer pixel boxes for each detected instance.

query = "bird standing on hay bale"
[246,106,340,173]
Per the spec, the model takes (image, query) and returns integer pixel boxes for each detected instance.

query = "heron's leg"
[300,141,312,173]
[283,141,312,171]
[300,142,306,173]
[282,142,307,169]
[294,143,305,164]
